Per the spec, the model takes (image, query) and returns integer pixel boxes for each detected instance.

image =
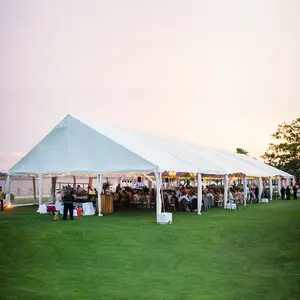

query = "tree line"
[236,117,300,183]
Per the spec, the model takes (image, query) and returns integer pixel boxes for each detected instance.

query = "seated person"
[88,186,96,195]
[178,193,189,202]
[133,190,140,204]
[206,190,214,208]
[228,189,234,202]
[217,192,224,205]
[178,193,190,211]
[190,193,198,211]
[76,185,85,195]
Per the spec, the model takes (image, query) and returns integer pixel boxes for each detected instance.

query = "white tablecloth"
[225,203,237,210]
[82,202,95,216]
[36,204,47,214]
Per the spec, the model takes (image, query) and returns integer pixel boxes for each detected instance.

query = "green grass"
[0,201,299,300]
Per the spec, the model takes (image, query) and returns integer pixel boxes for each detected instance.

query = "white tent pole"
[258,177,263,201]
[38,174,43,205]
[97,174,103,216]
[243,175,247,207]
[277,177,281,199]
[5,174,12,206]
[269,177,273,200]
[223,174,228,208]
[155,171,162,220]
[197,173,202,215]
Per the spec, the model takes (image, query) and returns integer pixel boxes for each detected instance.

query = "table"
[82,202,95,216]
[36,204,47,214]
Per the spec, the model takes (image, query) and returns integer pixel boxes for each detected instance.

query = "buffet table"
[37,202,96,216]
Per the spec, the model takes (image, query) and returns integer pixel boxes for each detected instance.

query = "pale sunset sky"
[0,0,299,172]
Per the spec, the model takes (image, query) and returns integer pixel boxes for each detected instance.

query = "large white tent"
[6,115,293,221]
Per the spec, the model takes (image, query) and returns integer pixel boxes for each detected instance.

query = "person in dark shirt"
[281,186,286,200]
[63,190,75,220]
[255,186,259,201]
[293,185,298,200]
[286,186,291,200]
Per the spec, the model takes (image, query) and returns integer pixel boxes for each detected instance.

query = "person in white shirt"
[178,194,189,202]
[133,191,140,208]
[178,193,190,211]
[206,191,214,208]
[228,189,234,202]
[54,191,62,221]
[190,193,198,211]
[246,185,250,201]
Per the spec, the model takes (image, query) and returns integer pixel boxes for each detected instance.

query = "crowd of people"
[113,184,255,212]
[113,182,299,212]
[52,182,299,219]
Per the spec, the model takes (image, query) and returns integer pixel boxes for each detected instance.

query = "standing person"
[255,186,259,201]
[286,186,291,200]
[280,186,286,200]
[293,185,298,200]
[63,190,75,220]
[54,191,62,221]
[0,186,4,211]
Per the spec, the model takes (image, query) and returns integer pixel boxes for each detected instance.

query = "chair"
[191,198,198,211]
[179,199,188,211]
[174,196,180,211]
[163,194,170,212]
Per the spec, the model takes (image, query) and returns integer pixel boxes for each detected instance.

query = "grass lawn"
[0,201,299,300]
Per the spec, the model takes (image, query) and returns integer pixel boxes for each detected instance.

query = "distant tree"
[236,148,249,155]
[262,118,300,183]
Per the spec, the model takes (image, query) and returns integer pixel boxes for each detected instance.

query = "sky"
[0,0,299,172]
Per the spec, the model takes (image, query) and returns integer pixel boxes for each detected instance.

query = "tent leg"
[38,175,43,205]
[32,176,37,204]
[197,173,202,215]
[155,172,162,222]
[97,174,103,216]
[269,177,273,200]
[51,176,57,202]
[223,174,228,208]
[243,175,247,207]
[258,177,263,202]
[277,177,281,199]
[5,174,12,206]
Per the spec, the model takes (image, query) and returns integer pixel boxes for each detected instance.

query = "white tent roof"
[82,118,276,177]
[9,115,158,175]
[234,154,294,178]
[82,119,226,175]
[9,115,293,178]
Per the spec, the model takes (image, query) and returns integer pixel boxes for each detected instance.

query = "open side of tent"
[6,114,294,220]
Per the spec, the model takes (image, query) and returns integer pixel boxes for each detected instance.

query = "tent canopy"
[235,154,294,179]
[8,115,293,179]
[9,115,158,175]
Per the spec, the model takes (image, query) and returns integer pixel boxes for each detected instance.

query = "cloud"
[0,152,4,156]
